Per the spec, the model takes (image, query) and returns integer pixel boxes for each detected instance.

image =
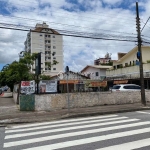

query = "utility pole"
[136,2,146,106]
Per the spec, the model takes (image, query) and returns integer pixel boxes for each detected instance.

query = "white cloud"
[102,0,123,5]
[0,0,149,72]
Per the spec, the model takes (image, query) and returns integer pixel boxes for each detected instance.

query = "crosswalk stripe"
[20,127,150,150]
[5,116,128,133]
[5,114,118,129]
[136,111,150,114]
[96,138,150,150]
[5,118,140,139]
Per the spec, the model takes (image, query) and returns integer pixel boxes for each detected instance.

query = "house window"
[87,74,90,78]
[53,57,56,59]
[48,35,50,37]
[53,46,56,49]
[133,60,135,65]
[48,57,51,59]
[53,68,56,70]
[125,63,128,67]
[95,72,99,76]
[48,40,50,43]
[45,35,47,37]
[53,35,55,38]
[40,34,42,36]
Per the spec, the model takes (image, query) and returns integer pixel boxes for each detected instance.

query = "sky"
[0,0,150,72]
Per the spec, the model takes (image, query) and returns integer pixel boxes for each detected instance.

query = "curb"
[0,107,150,126]
[61,107,150,119]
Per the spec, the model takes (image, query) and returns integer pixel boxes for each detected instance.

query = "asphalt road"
[1,110,150,150]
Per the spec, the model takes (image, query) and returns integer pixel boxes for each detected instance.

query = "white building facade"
[24,22,63,76]
[81,65,112,80]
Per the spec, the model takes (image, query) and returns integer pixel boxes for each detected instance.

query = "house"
[106,46,150,88]
[50,71,90,92]
[81,65,112,80]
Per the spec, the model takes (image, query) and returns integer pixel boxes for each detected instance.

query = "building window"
[48,57,51,59]
[45,35,47,37]
[52,52,56,56]
[53,35,55,38]
[53,46,56,49]
[48,35,50,37]
[45,68,47,70]
[48,40,50,43]
[87,74,90,78]
[125,63,128,67]
[53,57,56,59]
[53,68,56,70]
[95,72,99,76]
[133,60,135,65]
[40,34,42,36]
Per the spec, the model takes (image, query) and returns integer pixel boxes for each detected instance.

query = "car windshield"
[112,85,121,89]
[123,85,141,89]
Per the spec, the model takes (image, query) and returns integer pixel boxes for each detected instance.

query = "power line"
[0,14,137,33]
[0,16,137,36]
[141,17,150,33]
[0,26,137,43]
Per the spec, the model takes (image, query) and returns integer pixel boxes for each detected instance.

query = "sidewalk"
[0,97,150,125]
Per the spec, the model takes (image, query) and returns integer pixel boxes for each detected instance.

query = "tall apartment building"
[24,22,63,76]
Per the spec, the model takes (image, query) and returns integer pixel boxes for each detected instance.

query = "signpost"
[65,66,70,111]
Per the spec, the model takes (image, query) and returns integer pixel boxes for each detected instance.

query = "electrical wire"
[0,20,137,35]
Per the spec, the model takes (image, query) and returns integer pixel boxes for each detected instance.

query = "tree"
[0,52,59,95]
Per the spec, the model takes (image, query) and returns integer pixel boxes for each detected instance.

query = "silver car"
[112,84,141,92]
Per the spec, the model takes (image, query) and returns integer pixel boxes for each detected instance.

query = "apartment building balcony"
[106,63,150,80]
[45,48,51,51]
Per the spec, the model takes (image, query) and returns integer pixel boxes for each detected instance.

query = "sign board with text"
[21,80,35,94]
[39,80,57,93]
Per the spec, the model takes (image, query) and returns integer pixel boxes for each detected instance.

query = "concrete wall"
[34,91,150,111]
[13,92,18,104]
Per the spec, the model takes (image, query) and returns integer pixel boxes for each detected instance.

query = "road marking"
[5,116,128,133]
[96,138,150,150]
[136,111,150,114]
[5,118,139,139]
[20,126,150,150]
[5,114,118,129]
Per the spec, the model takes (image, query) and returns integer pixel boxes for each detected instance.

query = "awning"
[59,80,79,84]
[113,80,128,84]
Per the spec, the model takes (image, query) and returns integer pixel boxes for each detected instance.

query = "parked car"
[111,84,141,92]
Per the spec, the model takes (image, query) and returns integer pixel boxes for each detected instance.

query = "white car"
[111,84,141,92]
